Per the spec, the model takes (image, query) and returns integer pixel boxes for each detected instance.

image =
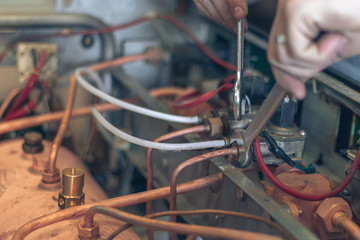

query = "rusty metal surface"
[212,157,319,240]
[0,139,139,240]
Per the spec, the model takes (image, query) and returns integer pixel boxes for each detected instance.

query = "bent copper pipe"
[169,146,241,240]
[145,125,206,240]
[83,206,281,240]
[47,54,146,174]
[332,211,360,239]
[0,102,136,135]
[12,173,222,240]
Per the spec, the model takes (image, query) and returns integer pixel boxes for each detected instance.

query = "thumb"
[316,33,347,64]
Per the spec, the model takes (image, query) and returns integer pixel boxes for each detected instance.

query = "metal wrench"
[238,83,287,166]
[233,19,244,120]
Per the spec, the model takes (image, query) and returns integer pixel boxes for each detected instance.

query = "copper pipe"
[332,211,360,239]
[0,87,22,119]
[169,147,240,240]
[47,54,146,174]
[144,125,206,240]
[0,102,139,135]
[149,87,194,98]
[83,206,281,240]
[12,173,222,240]
[107,209,293,240]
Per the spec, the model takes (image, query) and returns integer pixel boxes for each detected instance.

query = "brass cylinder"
[62,168,84,196]
[59,168,85,209]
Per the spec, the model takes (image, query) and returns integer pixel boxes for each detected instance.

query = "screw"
[342,188,352,196]
[235,187,245,200]
[284,96,290,103]
[298,208,303,217]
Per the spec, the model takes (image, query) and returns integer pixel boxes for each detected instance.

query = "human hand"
[267,0,360,99]
[193,0,248,31]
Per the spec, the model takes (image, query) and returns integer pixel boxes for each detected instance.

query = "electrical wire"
[0,87,22,119]
[0,14,235,73]
[255,136,360,201]
[83,206,281,240]
[6,50,47,117]
[47,54,146,174]
[172,74,236,109]
[76,67,200,124]
[108,209,294,240]
[92,107,226,151]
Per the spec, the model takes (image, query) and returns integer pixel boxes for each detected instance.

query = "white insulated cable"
[92,108,226,151]
[75,67,199,124]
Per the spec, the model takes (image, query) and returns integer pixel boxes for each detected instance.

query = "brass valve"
[58,168,85,209]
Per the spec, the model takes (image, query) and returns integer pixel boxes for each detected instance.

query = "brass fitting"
[58,168,85,209]
[22,131,44,154]
[204,117,229,137]
[78,221,100,240]
[39,168,61,190]
[316,197,352,232]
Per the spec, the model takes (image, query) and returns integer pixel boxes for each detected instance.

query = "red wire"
[255,136,360,201]
[156,14,236,72]
[6,50,47,116]
[0,15,236,72]
[172,74,236,109]
[0,17,151,64]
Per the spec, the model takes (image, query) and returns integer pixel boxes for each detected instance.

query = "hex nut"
[78,221,100,239]
[316,197,352,232]
[42,168,60,183]
[205,117,224,137]
[58,192,85,209]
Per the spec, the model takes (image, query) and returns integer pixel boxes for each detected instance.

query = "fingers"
[193,0,248,30]
[271,67,306,100]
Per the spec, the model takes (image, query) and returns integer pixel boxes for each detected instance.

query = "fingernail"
[233,7,243,19]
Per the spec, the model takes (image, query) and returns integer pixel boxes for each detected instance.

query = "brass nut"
[78,221,100,239]
[58,192,85,209]
[205,118,224,137]
[316,197,352,232]
[42,168,60,183]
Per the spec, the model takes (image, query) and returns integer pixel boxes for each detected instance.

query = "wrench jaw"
[227,129,253,167]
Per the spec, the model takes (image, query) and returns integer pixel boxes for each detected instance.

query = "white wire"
[75,67,199,124]
[245,95,251,114]
[92,108,226,151]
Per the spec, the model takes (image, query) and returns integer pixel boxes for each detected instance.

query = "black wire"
[262,130,296,167]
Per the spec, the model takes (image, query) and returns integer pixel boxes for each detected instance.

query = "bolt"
[342,188,352,196]
[299,130,306,136]
[284,96,290,103]
[235,187,245,200]
[298,208,303,217]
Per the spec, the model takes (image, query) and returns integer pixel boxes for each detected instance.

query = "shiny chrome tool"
[238,83,287,166]
[233,19,244,120]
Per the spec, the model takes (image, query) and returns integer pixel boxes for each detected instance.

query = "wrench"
[238,83,287,166]
[233,19,245,120]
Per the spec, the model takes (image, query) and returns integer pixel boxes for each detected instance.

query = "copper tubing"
[169,147,240,240]
[145,125,206,240]
[0,87,22,119]
[108,209,293,240]
[332,211,360,239]
[47,54,146,174]
[0,102,138,135]
[149,87,194,98]
[12,173,222,240]
[83,206,281,240]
